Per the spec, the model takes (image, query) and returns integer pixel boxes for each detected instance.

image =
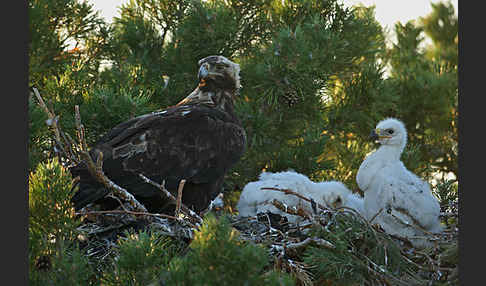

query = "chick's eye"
[387,129,394,134]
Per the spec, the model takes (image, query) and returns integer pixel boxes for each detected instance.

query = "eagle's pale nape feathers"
[357,118,442,248]
[70,55,247,214]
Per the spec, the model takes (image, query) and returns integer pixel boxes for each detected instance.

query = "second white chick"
[237,170,353,224]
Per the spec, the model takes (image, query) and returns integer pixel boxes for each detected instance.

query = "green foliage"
[433,178,458,227]
[30,246,95,286]
[28,98,50,170]
[303,212,417,285]
[162,214,295,285]
[28,158,93,284]
[28,84,155,171]
[228,1,386,191]
[420,1,458,68]
[29,158,79,259]
[321,61,395,187]
[28,0,107,89]
[106,0,171,106]
[385,11,458,180]
[102,230,184,285]
[318,2,458,188]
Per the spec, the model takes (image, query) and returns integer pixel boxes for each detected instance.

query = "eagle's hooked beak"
[198,62,226,88]
[198,64,209,88]
[198,64,209,81]
[369,129,380,141]
[370,128,391,141]
[175,64,211,106]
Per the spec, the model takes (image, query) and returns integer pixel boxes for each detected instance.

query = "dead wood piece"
[34,89,148,214]
[32,87,78,164]
[285,237,335,250]
[138,174,203,225]
[75,209,195,228]
[175,179,186,217]
[271,199,311,219]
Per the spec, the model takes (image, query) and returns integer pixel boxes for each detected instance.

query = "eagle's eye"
[386,129,394,134]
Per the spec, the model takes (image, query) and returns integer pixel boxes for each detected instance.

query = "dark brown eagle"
[70,55,246,214]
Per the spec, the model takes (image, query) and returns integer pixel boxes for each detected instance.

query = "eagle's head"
[370,118,407,149]
[176,55,241,107]
[197,55,241,91]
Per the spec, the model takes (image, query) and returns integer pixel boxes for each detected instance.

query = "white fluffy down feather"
[344,192,365,215]
[237,170,363,223]
[357,118,442,248]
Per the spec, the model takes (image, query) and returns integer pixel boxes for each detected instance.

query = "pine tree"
[28,0,108,89]
[28,0,113,171]
[28,1,458,283]
[385,2,458,181]
[29,158,96,285]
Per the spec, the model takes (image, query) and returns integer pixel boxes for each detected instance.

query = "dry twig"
[73,105,149,213]
[138,173,203,225]
[285,237,335,250]
[271,199,312,220]
[32,87,79,164]
[75,209,196,228]
[261,187,330,212]
[175,179,186,218]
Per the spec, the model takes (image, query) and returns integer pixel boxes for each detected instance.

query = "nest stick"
[285,237,335,250]
[33,87,62,144]
[175,179,186,217]
[34,90,149,215]
[138,174,203,225]
[261,187,329,211]
[75,209,196,228]
[271,199,311,219]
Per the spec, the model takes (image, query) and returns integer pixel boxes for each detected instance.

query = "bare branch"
[75,209,196,228]
[175,179,186,217]
[285,237,335,250]
[271,199,311,220]
[32,87,79,164]
[261,187,330,211]
[74,105,148,213]
[138,173,203,225]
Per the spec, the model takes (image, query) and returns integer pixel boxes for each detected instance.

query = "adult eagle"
[70,55,246,214]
